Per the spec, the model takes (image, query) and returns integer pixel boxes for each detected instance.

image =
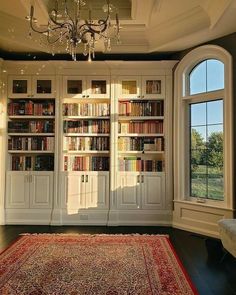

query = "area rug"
[0,234,198,295]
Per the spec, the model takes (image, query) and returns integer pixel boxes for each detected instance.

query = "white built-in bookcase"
[1,60,177,225]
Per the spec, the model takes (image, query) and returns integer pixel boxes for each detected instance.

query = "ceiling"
[0,0,236,58]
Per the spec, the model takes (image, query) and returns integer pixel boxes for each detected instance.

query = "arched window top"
[189,59,224,95]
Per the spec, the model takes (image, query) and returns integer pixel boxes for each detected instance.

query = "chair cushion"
[218,219,236,258]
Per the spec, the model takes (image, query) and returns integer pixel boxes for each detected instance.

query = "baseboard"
[108,209,173,226]
[172,221,219,238]
[5,209,54,225]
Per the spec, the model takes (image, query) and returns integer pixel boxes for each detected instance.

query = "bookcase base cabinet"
[59,172,109,224]
[117,172,165,210]
[5,171,54,224]
[6,171,53,209]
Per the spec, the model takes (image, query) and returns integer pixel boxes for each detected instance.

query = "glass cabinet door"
[63,76,86,98]
[142,76,165,99]
[8,76,31,98]
[87,76,110,98]
[118,76,141,99]
[32,76,55,98]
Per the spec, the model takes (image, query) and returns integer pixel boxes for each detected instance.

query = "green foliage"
[190,129,223,199]
[207,132,223,171]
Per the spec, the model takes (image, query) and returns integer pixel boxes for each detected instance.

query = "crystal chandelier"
[26,0,121,61]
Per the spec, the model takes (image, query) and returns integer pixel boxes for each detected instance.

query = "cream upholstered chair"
[218,219,236,258]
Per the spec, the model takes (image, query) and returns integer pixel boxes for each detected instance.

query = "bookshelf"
[62,100,110,171]
[60,76,110,212]
[115,76,167,212]
[2,61,176,225]
[6,81,56,210]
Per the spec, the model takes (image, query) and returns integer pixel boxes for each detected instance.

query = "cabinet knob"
[142,95,145,98]
[82,175,84,182]
[141,175,144,183]
[86,95,89,98]
[86,175,88,182]
[31,94,34,97]
[82,95,86,98]
[137,95,141,98]
[137,175,140,183]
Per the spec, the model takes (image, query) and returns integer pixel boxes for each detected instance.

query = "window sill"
[173,199,234,212]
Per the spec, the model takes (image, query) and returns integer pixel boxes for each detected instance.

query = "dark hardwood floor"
[0,225,235,295]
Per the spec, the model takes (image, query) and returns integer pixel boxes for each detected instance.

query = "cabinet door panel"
[30,173,53,209]
[86,173,109,209]
[87,76,110,98]
[64,174,85,211]
[6,172,29,208]
[118,76,141,99]
[63,76,86,98]
[117,174,140,209]
[142,76,165,99]
[8,76,31,98]
[32,76,55,98]
[142,174,165,209]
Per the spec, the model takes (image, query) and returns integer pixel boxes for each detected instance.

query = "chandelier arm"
[46,30,67,44]
[79,20,108,35]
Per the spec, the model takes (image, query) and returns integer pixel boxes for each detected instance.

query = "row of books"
[119,101,164,116]
[64,137,109,151]
[11,155,54,171]
[64,156,109,171]
[63,103,110,117]
[64,120,110,134]
[119,121,163,134]
[118,137,164,151]
[8,137,54,151]
[119,158,163,172]
[8,100,55,116]
[8,121,54,133]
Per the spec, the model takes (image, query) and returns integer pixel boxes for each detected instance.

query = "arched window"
[174,45,233,209]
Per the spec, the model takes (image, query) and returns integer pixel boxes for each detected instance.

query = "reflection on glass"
[191,102,206,126]
[122,81,137,95]
[207,100,223,124]
[67,80,82,94]
[207,60,224,92]
[146,80,161,94]
[190,61,207,95]
[37,80,51,94]
[13,80,27,94]
[91,80,106,94]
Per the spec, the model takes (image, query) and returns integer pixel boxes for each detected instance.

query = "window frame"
[174,45,233,209]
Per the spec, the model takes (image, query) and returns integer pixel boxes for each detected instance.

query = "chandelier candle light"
[26,0,121,61]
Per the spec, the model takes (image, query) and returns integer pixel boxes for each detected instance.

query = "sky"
[189,59,224,141]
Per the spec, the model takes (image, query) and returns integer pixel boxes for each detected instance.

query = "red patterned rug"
[0,234,198,295]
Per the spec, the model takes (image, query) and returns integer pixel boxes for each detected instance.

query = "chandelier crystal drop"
[26,0,121,61]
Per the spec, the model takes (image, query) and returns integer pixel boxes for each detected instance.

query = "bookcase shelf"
[7,97,55,172]
[118,133,164,137]
[119,116,164,120]
[63,151,110,154]
[117,98,165,173]
[8,133,55,136]
[9,150,54,154]
[63,116,110,120]
[62,98,110,172]
[9,116,55,119]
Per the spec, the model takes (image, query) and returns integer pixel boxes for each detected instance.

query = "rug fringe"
[19,233,169,237]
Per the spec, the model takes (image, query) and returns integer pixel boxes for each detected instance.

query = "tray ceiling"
[0,0,236,56]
